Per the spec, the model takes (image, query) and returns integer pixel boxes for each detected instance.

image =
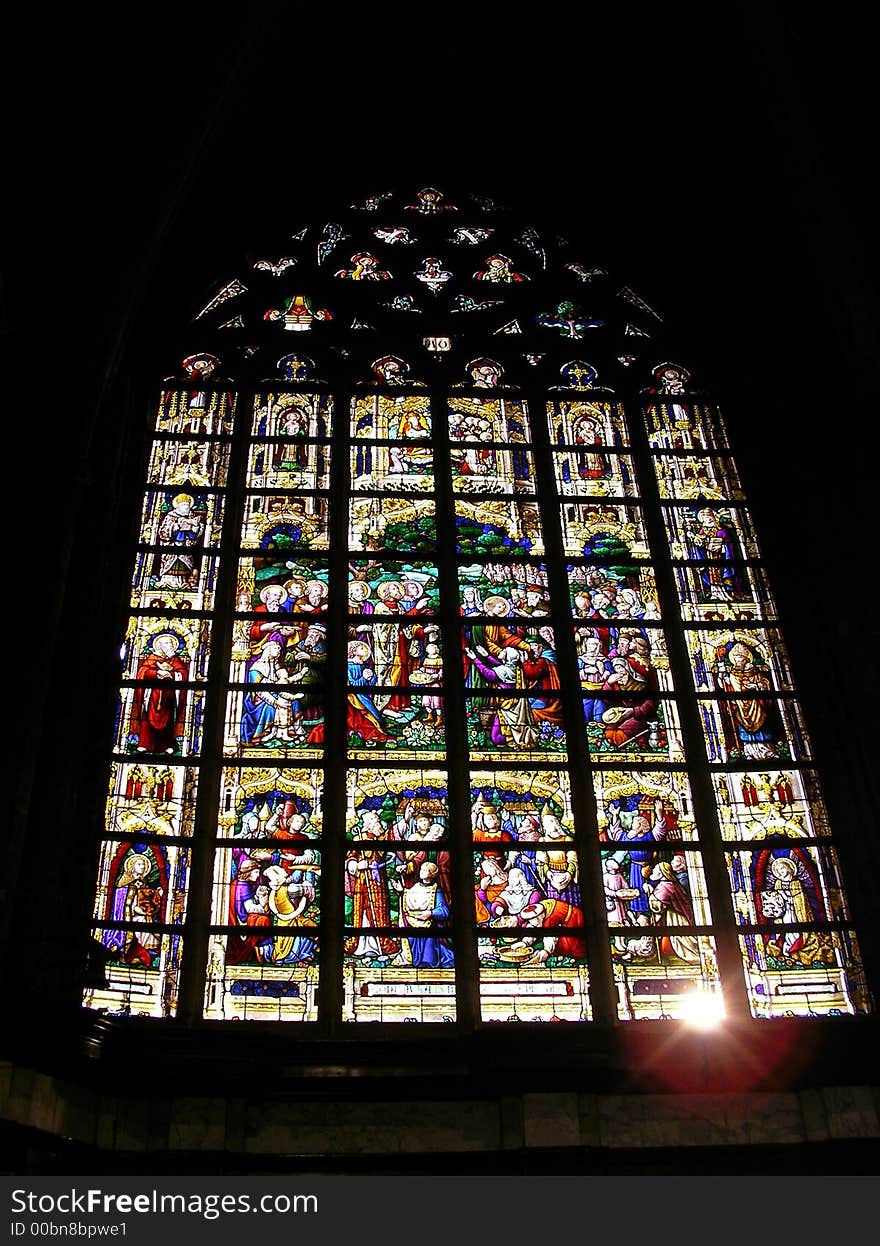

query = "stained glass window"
[83,187,871,1027]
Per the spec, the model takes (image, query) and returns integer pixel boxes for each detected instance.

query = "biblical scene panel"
[252,391,332,439]
[585,696,685,763]
[674,563,776,621]
[739,929,870,1018]
[463,624,560,704]
[131,550,219,611]
[105,761,197,839]
[474,840,580,923]
[348,561,440,614]
[216,766,324,839]
[146,438,231,489]
[662,503,762,562]
[235,556,329,616]
[349,497,436,553]
[346,687,446,759]
[226,618,326,742]
[568,561,660,621]
[120,616,211,682]
[139,490,224,550]
[614,936,721,1022]
[224,686,324,759]
[711,770,830,841]
[551,450,637,497]
[246,440,330,491]
[465,693,567,759]
[114,688,205,759]
[470,769,574,842]
[92,838,190,932]
[344,840,454,1016]
[454,499,543,557]
[346,768,449,841]
[478,896,588,1001]
[155,389,235,436]
[726,844,848,926]
[240,494,329,551]
[476,943,591,1022]
[458,561,550,617]
[210,843,321,941]
[686,627,794,694]
[593,770,700,843]
[204,944,319,1022]
[699,696,811,764]
[546,398,630,447]
[560,503,649,560]
[345,849,451,927]
[350,442,434,492]
[643,401,730,451]
[447,395,531,443]
[576,622,675,705]
[85,930,183,1018]
[652,453,744,501]
[450,442,537,495]
[348,621,443,687]
[602,847,711,931]
[351,393,432,440]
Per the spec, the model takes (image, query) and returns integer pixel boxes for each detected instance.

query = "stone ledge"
[2,1061,879,1156]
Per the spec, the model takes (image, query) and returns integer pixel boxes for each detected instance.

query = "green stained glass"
[240,495,330,550]
[349,497,436,552]
[560,502,649,559]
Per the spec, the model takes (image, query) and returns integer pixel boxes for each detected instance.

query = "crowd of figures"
[225,797,320,967]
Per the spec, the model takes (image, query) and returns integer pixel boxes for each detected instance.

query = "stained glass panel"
[146,439,232,488]
[349,498,436,552]
[105,761,198,838]
[560,503,649,559]
[614,936,721,1021]
[252,392,332,438]
[711,770,830,840]
[454,500,543,556]
[698,696,811,763]
[546,399,629,446]
[652,453,745,500]
[739,929,869,1018]
[240,495,330,551]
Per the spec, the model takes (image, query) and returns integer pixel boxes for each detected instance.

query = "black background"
[3,1,880,998]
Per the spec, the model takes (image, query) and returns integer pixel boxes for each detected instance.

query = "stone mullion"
[178,384,253,1026]
[317,381,352,1034]
[431,388,481,1031]
[627,389,750,1022]
[528,385,618,1025]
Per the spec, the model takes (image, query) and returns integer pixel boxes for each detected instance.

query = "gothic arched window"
[85,186,871,1030]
